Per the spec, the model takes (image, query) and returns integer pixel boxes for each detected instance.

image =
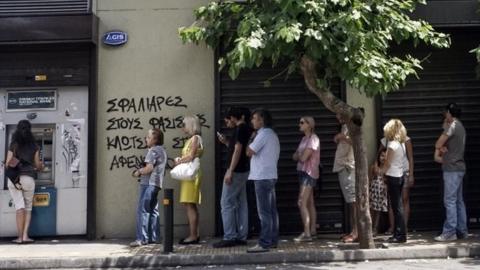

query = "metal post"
[163,188,174,253]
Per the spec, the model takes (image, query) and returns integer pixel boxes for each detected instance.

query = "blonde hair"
[183,115,201,136]
[383,119,407,143]
[301,116,316,132]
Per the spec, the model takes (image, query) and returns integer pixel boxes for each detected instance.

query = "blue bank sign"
[103,31,128,46]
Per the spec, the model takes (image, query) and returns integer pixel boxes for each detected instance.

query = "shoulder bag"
[5,145,22,190]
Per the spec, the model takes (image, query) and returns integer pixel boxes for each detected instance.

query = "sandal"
[22,238,35,244]
[342,235,358,243]
[11,239,22,244]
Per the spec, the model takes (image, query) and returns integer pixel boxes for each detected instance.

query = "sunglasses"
[299,120,305,125]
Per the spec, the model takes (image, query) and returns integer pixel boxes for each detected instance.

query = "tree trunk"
[300,56,375,249]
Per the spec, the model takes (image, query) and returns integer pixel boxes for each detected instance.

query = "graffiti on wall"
[105,95,210,171]
[61,121,83,187]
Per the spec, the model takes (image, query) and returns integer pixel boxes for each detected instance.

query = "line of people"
[127,102,467,250]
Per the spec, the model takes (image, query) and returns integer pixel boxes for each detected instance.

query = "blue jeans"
[221,171,248,241]
[136,184,160,243]
[254,179,279,248]
[442,171,468,236]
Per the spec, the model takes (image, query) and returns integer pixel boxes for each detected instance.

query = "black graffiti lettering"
[196,114,210,129]
[106,96,189,114]
[106,117,143,130]
[174,96,187,108]
[149,116,184,132]
[172,136,189,149]
[156,96,165,111]
[106,98,118,113]
[146,97,157,113]
[106,135,147,151]
[109,154,144,170]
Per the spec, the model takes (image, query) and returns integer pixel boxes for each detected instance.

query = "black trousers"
[386,175,406,239]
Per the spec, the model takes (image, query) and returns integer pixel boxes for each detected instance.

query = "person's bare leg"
[22,210,33,241]
[297,186,312,236]
[307,191,317,235]
[351,202,358,238]
[185,203,199,241]
[402,188,410,231]
[15,209,25,242]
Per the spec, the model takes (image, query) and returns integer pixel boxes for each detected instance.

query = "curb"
[1,244,479,269]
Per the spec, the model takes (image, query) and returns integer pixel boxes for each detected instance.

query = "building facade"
[0,0,478,239]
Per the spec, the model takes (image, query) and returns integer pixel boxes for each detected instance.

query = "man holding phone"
[213,107,252,248]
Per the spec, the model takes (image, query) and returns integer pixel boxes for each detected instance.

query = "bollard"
[163,188,174,253]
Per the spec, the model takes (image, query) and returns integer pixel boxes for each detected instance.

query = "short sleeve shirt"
[248,128,280,180]
[332,125,355,172]
[296,134,321,179]
[442,119,466,172]
[227,123,252,173]
[381,136,410,172]
[385,140,405,178]
[9,142,39,177]
[140,145,167,188]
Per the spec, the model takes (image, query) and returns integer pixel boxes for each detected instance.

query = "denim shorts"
[298,171,317,187]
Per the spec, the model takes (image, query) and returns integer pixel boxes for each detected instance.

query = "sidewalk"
[0,231,478,269]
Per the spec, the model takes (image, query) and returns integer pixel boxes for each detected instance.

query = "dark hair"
[377,148,387,165]
[225,107,251,123]
[252,108,273,128]
[11,120,36,150]
[150,128,164,145]
[445,103,461,118]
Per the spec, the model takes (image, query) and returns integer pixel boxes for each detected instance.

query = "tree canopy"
[179,0,450,97]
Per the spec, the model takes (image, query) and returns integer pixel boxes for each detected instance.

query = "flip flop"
[342,235,358,243]
[11,239,22,244]
[22,239,35,244]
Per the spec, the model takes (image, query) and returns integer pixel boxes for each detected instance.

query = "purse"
[170,157,200,181]
[5,146,22,190]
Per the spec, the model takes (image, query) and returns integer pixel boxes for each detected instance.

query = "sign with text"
[103,31,128,46]
[6,90,57,111]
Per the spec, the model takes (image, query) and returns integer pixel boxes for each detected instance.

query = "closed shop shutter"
[379,30,480,231]
[216,64,347,234]
[0,0,89,16]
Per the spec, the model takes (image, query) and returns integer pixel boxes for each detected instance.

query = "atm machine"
[0,87,88,237]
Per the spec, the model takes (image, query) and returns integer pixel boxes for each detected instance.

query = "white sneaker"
[246,244,269,253]
[294,233,312,242]
[434,234,457,242]
[129,240,146,247]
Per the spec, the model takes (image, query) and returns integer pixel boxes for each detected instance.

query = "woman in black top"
[5,120,43,244]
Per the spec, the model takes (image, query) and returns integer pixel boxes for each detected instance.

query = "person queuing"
[379,132,414,234]
[246,109,280,253]
[213,107,252,248]
[380,119,408,243]
[5,120,44,244]
[130,128,167,247]
[332,114,357,243]
[175,115,204,245]
[434,103,468,242]
[369,149,388,236]
[292,116,320,243]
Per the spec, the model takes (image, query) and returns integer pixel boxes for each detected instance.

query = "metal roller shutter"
[0,0,89,16]
[379,30,480,231]
[216,63,347,234]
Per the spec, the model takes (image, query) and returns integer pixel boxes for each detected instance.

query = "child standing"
[369,149,388,235]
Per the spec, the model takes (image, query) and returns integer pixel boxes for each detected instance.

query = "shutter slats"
[219,64,345,234]
[0,0,89,15]
[381,31,480,231]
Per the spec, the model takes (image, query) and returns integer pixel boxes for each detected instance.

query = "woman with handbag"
[5,120,44,244]
[292,116,320,242]
[174,115,203,245]
[130,128,167,247]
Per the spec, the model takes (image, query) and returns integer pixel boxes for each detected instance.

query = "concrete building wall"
[93,0,215,238]
[346,86,377,164]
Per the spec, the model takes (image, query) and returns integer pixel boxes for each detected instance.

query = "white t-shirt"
[381,136,409,173]
[385,140,406,178]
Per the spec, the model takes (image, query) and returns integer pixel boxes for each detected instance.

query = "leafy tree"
[179,0,449,249]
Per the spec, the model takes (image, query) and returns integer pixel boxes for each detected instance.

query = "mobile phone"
[216,131,222,137]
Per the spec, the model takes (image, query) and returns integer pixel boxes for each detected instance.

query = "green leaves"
[179,0,450,96]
